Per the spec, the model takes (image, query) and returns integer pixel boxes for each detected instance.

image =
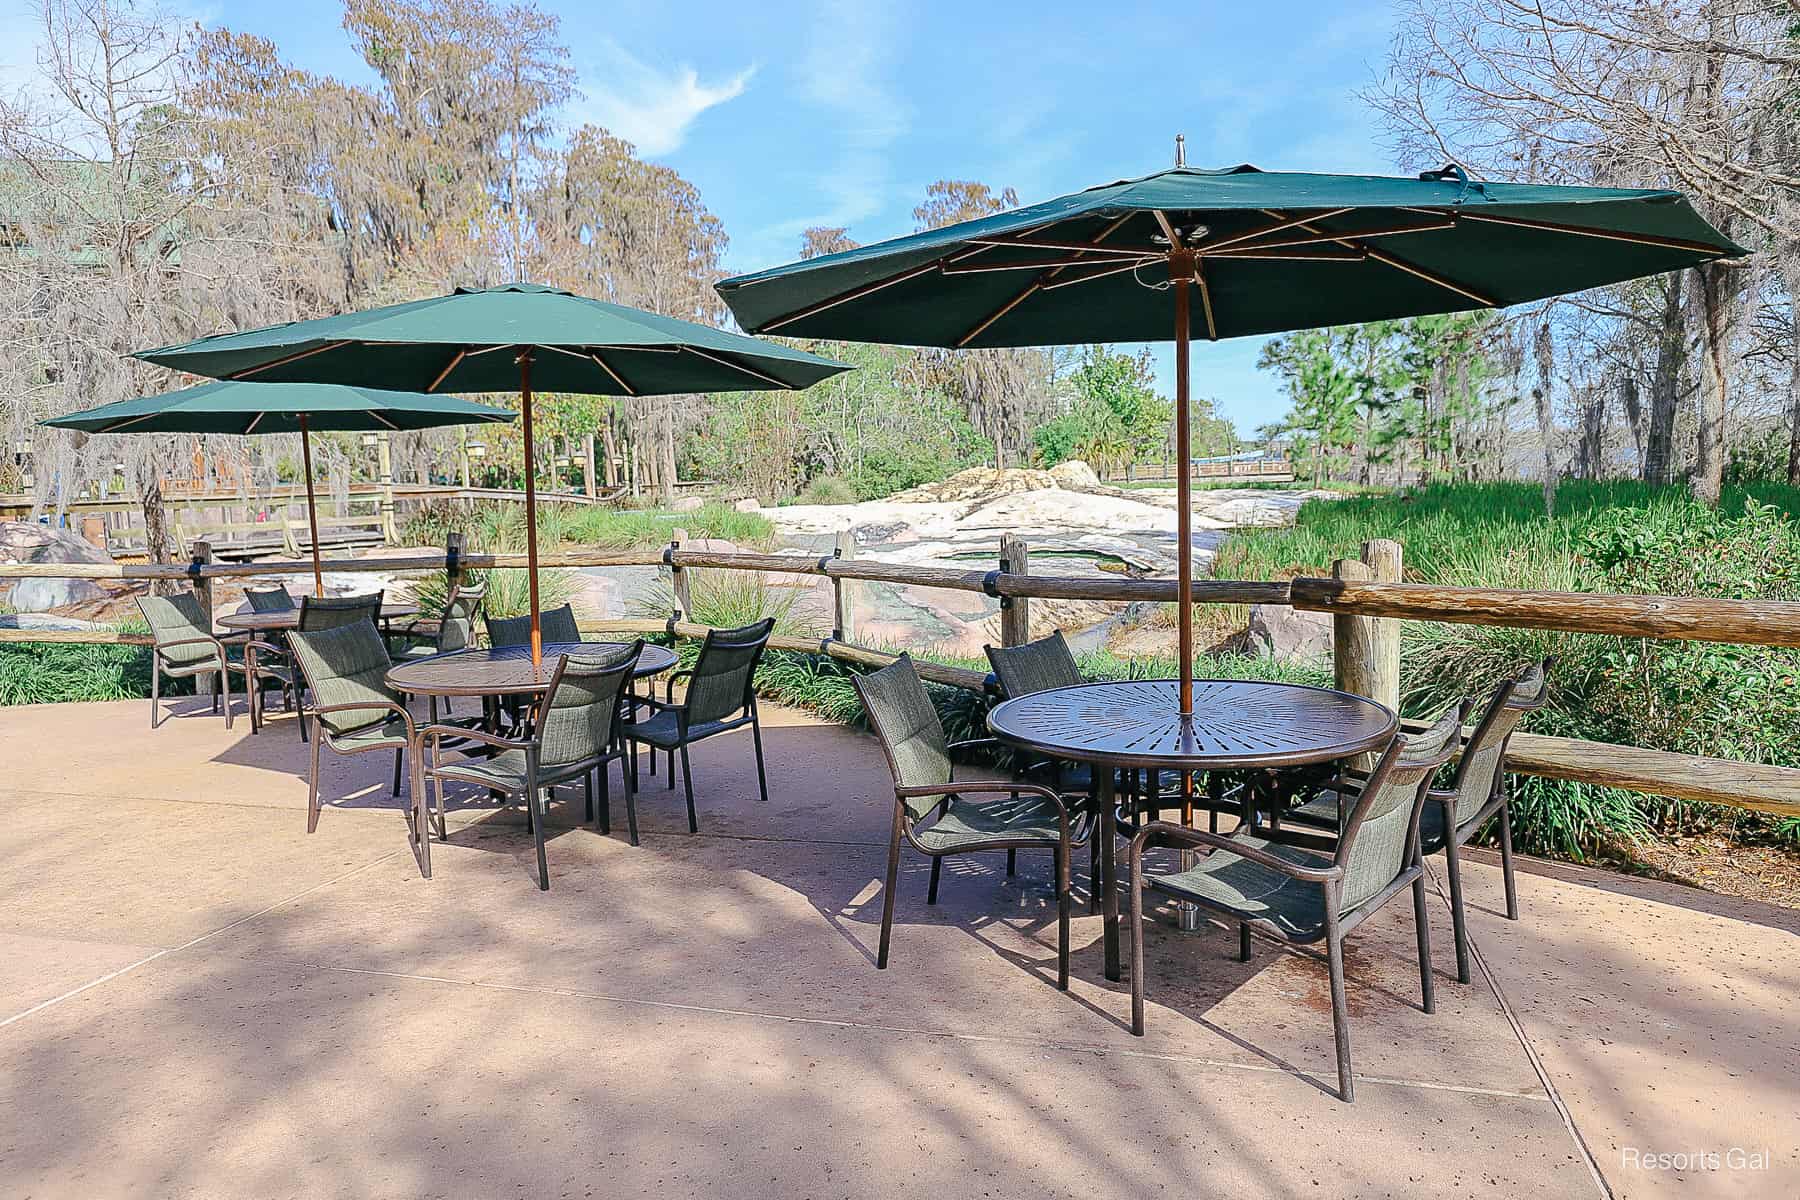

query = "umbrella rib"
[1193,259,1218,340]
[954,214,1136,348]
[1038,257,1154,291]
[1199,208,1356,253]
[964,236,1159,259]
[1202,217,1455,255]
[1455,210,1734,256]
[589,351,637,395]
[228,340,352,379]
[428,349,467,392]
[760,261,943,333]
[680,345,789,389]
[1261,209,1495,307]
[245,412,266,434]
[368,412,401,430]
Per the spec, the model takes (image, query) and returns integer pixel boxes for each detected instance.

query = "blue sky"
[2,0,1406,432]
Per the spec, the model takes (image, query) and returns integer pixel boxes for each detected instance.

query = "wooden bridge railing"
[0,539,1795,818]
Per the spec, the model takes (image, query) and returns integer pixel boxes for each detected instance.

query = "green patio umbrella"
[132,284,852,666]
[44,380,514,594]
[718,154,1747,716]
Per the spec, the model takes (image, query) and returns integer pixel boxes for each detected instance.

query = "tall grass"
[400,499,776,552]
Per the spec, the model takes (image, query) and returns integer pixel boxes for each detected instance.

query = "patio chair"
[624,618,775,833]
[486,603,579,647]
[855,654,1088,988]
[393,584,486,662]
[1126,703,1467,1101]
[287,620,449,879]
[138,592,285,732]
[244,584,296,612]
[269,592,384,740]
[420,641,645,890]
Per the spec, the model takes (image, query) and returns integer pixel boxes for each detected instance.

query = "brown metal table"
[218,603,419,634]
[384,641,678,699]
[986,678,1397,982]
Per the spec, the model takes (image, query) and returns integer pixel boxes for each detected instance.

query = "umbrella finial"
[1174,133,1186,168]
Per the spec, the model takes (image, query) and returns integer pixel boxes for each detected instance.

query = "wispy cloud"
[574,39,755,158]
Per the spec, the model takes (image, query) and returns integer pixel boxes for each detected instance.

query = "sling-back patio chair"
[268,592,383,740]
[420,641,645,890]
[855,654,1090,989]
[1126,702,1467,1102]
[138,592,286,732]
[1286,660,1551,985]
[985,630,1102,904]
[393,584,486,662]
[485,602,580,648]
[625,617,775,833]
[287,620,451,879]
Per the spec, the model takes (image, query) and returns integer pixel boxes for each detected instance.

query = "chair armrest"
[665,669,693,702]
[896,778,1072,822]
[636,694,684,714]
[1129,821,1341,883]
[311,700,417,741]
[156,634,224,654]
[241,639,287,659]
[946,737,1001,754]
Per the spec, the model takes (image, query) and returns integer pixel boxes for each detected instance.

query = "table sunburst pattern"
[986,679,1396,769]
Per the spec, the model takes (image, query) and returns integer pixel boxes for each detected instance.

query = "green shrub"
[796,475,857,506]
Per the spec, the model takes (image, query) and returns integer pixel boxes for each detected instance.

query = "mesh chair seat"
[625,708,743,748]
[913,792,1067,852]
[1147,834,1336,940]
[323,716,412,752]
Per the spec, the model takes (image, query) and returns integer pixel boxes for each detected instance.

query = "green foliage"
[795,475,857,506]
[1222,480,1800,858]
[0,620,171,705]
[400,500,775,552]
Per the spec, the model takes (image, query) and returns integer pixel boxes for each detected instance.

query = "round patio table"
[218,603,418,633]
[384,641,678,699]
[986,678,1397,982]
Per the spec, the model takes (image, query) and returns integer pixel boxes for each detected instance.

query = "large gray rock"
[732,498,761,513]
[0,520,115,612]
[1246,603,1332,661]
[668,495,705,512]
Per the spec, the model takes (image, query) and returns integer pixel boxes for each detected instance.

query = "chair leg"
[1088,782,1100,914]
[1056,844,1070,991]
[1498,802,1520,921]
[530,786,550,891]
[1128,859,1146,1036]
[927,855,942,905]
[1239,922,1252,962]
[1006,848,1016,877]
[1443,840,1472,984]
[149,660,161,729]
[305,730,323,834]
[1325,915,1354,1102]
[392,748,403,798]
[877,811,903,970]
[623,757,640,846]
[1412,872,1436,1014]
[595,767,611,833]
[410,747,431,880]
[584,772,595,824]
[750,710,770,804]
[679,742,697,834]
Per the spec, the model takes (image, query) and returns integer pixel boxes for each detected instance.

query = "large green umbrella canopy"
[134,283,852,665]
[718,159,1746,716]
[45,380,514,592]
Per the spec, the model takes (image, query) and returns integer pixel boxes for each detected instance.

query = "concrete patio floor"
[1,696,1795,1198]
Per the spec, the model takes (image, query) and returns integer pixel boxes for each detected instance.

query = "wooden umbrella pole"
[519,350,543,671]
[1171,252,1195,716]
[298,414,324,595]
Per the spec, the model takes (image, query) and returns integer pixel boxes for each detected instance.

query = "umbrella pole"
[298,414,324,596]
[519,351,543,671]
[1171,255,1195,717]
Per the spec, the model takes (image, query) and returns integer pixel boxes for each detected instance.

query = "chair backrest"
[436,585,485,653]
[485,603,579,648]
[137,592,215,664]
[288,621,401,737]
[1334,703,1467,912]
[532,640,643,768]
[245,585,296,613]
[299,591,383,633]
[853,654,952,821]
[1443,659,1551,825]
[685,617,775,725]
[985,630,1083,699]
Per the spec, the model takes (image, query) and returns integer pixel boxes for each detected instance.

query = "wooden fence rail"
[2,541,1798,817]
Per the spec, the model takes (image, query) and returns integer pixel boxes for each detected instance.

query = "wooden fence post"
[999,532,1030,647]
[669,528,691,618]
[832,528,855,642]
[376,432,397,543]
[1360,538,1403,712]
[190,539,217,696]
[1332,556,1375,699]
